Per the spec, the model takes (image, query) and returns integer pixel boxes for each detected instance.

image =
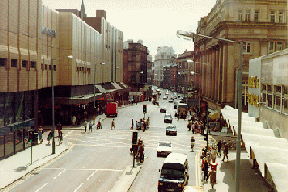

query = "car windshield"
[159,142,171,147]
[161,169,184,179]
[165,114,172,118]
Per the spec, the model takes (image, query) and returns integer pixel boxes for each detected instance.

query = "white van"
[158,153,189,192]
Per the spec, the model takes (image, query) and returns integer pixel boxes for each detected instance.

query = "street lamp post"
[94,63,96,109]
[177,30,243,192]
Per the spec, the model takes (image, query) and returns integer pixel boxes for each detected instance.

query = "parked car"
[164,114,173,123]
[160,108,166,113]
[163,96,168,100]
[166,125,177,136]
[168,99,173,103]
[165,92,169,95]
[157,141,172,157]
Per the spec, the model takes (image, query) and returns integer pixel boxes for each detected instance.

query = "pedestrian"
[111,119,115,129]
[38,126,43,143]
[217,140,222,157]
[84,119,87,132]
[208,169,216,189]
[89,121,93,132]
[58,130,63,145]
[143,121,146,132]
[222,142,229,162]
[191,136,195,152]
[202,157,209,182]
[47,130,53,144]
[56,122,62,132]
[97,118,102,129]
[210,147,217,163]
[131,119,134,129]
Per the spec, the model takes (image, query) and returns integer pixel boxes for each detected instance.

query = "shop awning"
[221,105,288,192]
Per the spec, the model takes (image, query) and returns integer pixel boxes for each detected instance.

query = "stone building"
[177,50,194,94]
[153,46,176,87]
[123,40,148,91]
[193,0,287,110]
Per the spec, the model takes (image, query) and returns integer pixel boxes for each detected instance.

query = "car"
[157,141,172,157]
[165,92,169,95]
[166,125,177,136]
[163,96,167,100]
[168,99,173,103]
[160,107,166,113]
[164,114,173,123]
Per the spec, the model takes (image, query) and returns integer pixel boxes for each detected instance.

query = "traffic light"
[204,133,208,141]
[132,132,138,144]
[143,104,147,113]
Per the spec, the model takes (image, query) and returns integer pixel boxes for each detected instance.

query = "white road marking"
[35,183,48,192]
[43,168,123,172]
[73,183,84,192]
[53,169,66,179]
[87,170,98,180]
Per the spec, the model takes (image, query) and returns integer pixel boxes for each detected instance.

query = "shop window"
[274,95,281,111]
[238,10,243,21]
[283,99,288,114]
[0,58,7,67]
[22,60,28,68]
[31,61,36,68]
[254,10,259,22]
[11,59,17,67]
[267,94,273,108]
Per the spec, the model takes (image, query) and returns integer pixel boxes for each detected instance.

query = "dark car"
[160,108,166,113]
[164,114,173,123]
[166,125,177,136]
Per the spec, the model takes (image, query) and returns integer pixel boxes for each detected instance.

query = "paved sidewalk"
[0,131,69,189]
[202,150,271,192]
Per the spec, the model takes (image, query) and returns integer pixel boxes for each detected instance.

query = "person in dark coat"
[217,140,222,157]
[222,142,229,161]
[203,157,209,181]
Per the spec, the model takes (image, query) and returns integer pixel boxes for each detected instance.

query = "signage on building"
[248,76,259,88]
[42,26,56,38]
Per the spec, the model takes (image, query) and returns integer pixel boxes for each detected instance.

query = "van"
[106,102,118,117]
[158,153,189,192]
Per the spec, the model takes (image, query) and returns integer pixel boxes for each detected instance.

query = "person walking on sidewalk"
[217,140,222,157]
[131,119,134,129]
[47,130,53,145]
[202,157,209,182]
[191,136,195,152]
[58,130,63,145]
[208,169,216,189]
[111,119,115,129]
[222,142,229,162]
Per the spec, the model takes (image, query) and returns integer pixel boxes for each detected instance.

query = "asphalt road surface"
[6,89,206,192]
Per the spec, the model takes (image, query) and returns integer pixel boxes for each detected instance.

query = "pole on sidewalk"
[235,41,243,192]
[51,59,56,155]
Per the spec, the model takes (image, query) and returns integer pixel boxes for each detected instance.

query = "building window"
[22,60,28,68]
[49,65,51,70]
[254,10,259,22]
[45,64,48,70]
[279,11,284,23]
[270,11,275,23]
[53,65,56,71]
[11,59,17,67]
[243,42,251,53]
[283,99,288,114]
[268,42,275,54]
[245,10,251,21]
[238,10,243,21]
[276,42,283,51]
[31,61,36,68]
[0,58,7,67]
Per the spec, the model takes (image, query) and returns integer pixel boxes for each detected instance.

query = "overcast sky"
[42,0,217,56]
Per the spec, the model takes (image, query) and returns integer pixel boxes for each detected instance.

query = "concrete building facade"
[153,46,176,87]
[194,0,287,110]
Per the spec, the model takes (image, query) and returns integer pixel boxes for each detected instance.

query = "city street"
[5,89,206,192]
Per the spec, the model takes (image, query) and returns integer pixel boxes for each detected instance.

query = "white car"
[157,141,172,157]
[163,96,168,100]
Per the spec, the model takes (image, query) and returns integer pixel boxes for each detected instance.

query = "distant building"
[194,0,287,110]
[177,50,194,94]
[154,46,176,87]
[123,40,148,91]
[147,54,153,85]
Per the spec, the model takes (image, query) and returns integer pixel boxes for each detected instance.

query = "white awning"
[221,105,288,192]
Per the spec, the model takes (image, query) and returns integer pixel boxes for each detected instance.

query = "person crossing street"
[111,119,115,130]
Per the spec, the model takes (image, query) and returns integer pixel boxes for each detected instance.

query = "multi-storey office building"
[0,0,123,158]
[153,46,176,87]
[177,50,194,94]
[193,0,287,110]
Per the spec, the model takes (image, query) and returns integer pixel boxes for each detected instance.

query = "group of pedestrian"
[47,122,63,145]
[187,119,205,134]
[201,146,218,189]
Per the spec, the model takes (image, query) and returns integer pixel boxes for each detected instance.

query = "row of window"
[238,9,285,23]
[76,67,91,73]
[261,84,288,114]
[242,41,287,53]
[0,58,36,68]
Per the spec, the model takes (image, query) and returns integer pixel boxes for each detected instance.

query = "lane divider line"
[35,183,48,192]
[73,183,84,192]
